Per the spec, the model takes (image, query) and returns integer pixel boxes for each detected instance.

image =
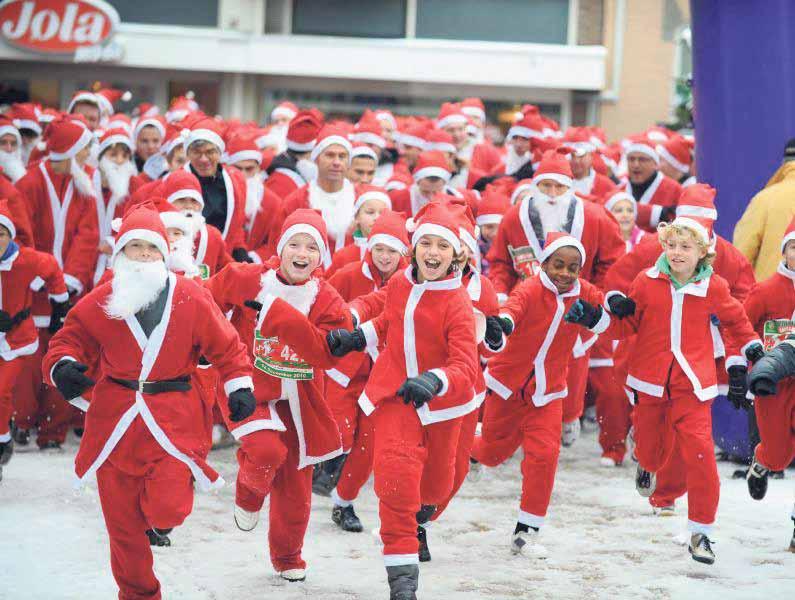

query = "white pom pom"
[186,90,195,100]
[111,217,123,233]
[179,128,191,140]
[405,217,417,233]
[121,90,132,102]
[36,140,47,151]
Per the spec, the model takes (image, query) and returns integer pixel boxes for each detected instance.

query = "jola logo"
[0,0,119,53]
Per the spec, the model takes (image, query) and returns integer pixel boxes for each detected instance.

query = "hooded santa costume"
[206,208,350,580]
[42,204,253,600]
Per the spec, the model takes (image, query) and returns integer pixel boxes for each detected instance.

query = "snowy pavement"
[2,429,793,600]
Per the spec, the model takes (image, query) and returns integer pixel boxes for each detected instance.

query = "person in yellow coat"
[734,140,795,279]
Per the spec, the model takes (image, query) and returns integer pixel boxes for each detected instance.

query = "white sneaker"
[688,533,715,565]
[561,419,581,447]
[652,504,675,517]
[234,504,260,531]
[511,529,548,558]
[626,426,637,462]
[279,568,306,582]
[599,456,618,467]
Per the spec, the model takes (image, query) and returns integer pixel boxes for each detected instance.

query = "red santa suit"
[245,185,283,262]
[42,207,252,600]
[1,169,33,247]
[207,210,349,575]
[624,137,682,231]
[263,109,322,200]
[473,235,610,530]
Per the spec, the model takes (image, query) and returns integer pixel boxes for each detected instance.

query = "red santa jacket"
[128,171,152,195]
[324,238,369,279]
[207,261,349,467]
[615,266,759,401]
[245,186,283,262]
[2,172,33,247]
[264,166,307,200]
[487,194,625,298]
[0,246,67,360]
[628,171,682,231]
[485,271,609,406]
[744,262,795,336]
[358,267,479,425]
[43,273,253,490]
[574,169,617,201]
[16,160,99,321]
[464,268,500,402]
[194,222,232,279]
[130,176,162,206]
[389,185,480,219]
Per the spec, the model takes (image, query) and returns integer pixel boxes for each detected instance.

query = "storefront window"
[292,0,406,38]
[107,0,219,28]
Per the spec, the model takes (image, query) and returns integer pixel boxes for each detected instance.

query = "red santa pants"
[96,417,194,600]
[589,366,632,463]
[333,409,375,505]
[235,401,313,572]
[754,379,795,471]
[471,391,562,529]
[0,357,25,438]
[430,407,479,521]
[563,352,589,423]
[633,364,720,534]
[373,397,461,564]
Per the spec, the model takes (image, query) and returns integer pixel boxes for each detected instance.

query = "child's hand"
[397,372,443,408]
[727,366,752,411]
[607,294,636,319]
[485,316,513,349]
[326,329,367,357]
[564,299,602,329]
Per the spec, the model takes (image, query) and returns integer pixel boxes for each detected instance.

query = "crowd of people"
[0,87,793,600]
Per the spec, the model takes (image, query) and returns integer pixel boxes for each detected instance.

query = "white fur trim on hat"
[368,233,407,254]
[507,125,542,140]
[426,141,456,154]
[676,205,717,221]
[351,131,386,148]
[225,149,262,165]
[539,235,586,266]
[99,134,133,156]
[160,211,193,234]
[461,106,486,121]
[12,118,41,135]
[460,227,479,256]
[567,141,594,156]
[625,143,659,164]
[272,106,297,121]
[67,92,99,114]
[436,114,468,130]
[0,214,16,239]
[510,183,535,204]
[48,127,93,161]
[656,144,689,173]
[286,138,316,152]
[167,189,204,208]
[399,134,427,150]
[310,135,352,163]
[604,191,636,214]
[413,166,451,182]
[532,172,573,189]
[354,190,391,213]
[134,118,166,141]
[669,216,710,246]
[412,223,461,254]
[112,228,169,261]
[187,128,225,154]
[782,232,795,253]
[351,146,378,162]
[476,213,503,226]
[277,223,327,259]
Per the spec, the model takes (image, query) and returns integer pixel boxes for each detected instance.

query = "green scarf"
[655,254,712,290]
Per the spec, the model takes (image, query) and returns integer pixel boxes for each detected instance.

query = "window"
[415,0,569,44]
[291,0,407,38]
[107,1,219,28]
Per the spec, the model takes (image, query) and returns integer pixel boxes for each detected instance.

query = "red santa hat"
[135,103,160,118]
[107,113,132,135]
[166,93,199,123]
[277,208,329,259]
[45,116,93,161]
[156,198,194,236]
[373,109,397,130]
[441,196,479,256]
[354,184,391,214]
[532,148,574,188]
[510,178,535,205]
[625,134,659,164]
[476,186,511,226]
[408,200,462,254]
[133,115,166,141]
[271,101,299,122]
[0,198,17,239]
[436,102,468,130]
[587,126,607,149]
[112,203,170,262]
[7,103,42,135]
[98,128,133,156]
[286,109,322,152]
[0,116,21,146]
[351,118,386,149]
[310,125,352,162]
[507,113,545,141]
[412,150,452,182]
[604,190,637,215]
[367,210,409,254]
[224,133,262,165]
[38,107,59,126]
[398,122,429,150]
[162,124,188,156]
[656,134,693,175]
[781,216,795,253]
[562,127,595,156]
[67,90,100,115]
[163,170,204,207]
[95,88,132,116]
[540,231,586,266]
[646,126,673,143]
[186,117,225,154]
[668,215,714,247]
[351,142,378,163]
[675,183,717,222]
[425,129,456,154]
[461,97,486,122]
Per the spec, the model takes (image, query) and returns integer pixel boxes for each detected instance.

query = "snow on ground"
[1,429,793,600]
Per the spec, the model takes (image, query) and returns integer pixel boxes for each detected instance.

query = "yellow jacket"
[733,162,795,279]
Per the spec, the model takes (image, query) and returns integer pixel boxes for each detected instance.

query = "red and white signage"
[0,0,119,54]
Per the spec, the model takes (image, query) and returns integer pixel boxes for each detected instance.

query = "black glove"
[484,316,506,349]
[244,299,263,313]
[607,294,636,319]
[232,248,253,263]
[52,360,95,400]
[326,328,367,357]
[727,365,752,410]
[563,299,602,329]
[48,299,70,334]
[749,341,795,396]
[0,310,11,333]
[659,206,677,223]
[228,388,256,422]
[398,371,443,408]
[350,310,359,328]
[744,342,764,364]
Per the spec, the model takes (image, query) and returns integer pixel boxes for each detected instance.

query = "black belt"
[110,376,191,394]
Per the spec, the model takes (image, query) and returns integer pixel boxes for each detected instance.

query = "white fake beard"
[296,158,318,183]
[166,234,199,277]
[21,137,37,164]
[256,268,318,316]
[70,159,95,197]
[505,146,531,176]
[105,253,168,320]
[100,156,137,200]
[0,149,26,183]
[181,209,206,237]
[245,176,263,219]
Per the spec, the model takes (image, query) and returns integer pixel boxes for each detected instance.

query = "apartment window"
[291,0,407,38]
[107,0,219,27]
[416,0,568,44]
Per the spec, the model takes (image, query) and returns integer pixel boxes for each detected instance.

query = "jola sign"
[0,0,119,54]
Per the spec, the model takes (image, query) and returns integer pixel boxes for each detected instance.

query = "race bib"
[763,319,795,350]
[508,244,541,280]
[198,264,210,280]
[253,331,313,380]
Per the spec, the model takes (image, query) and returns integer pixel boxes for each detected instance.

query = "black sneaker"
[146,528,173,547]
[39,441,62,452]
[73,428,84,438]
[331,504,363,532]
[789,518,795,553]
[635,464,656,497]
[746,458,769,500]
[312,455,347,497]
[11,426,29,447]
[0,440,13,466]
[417,526,431,562]
[688,533,715,565]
